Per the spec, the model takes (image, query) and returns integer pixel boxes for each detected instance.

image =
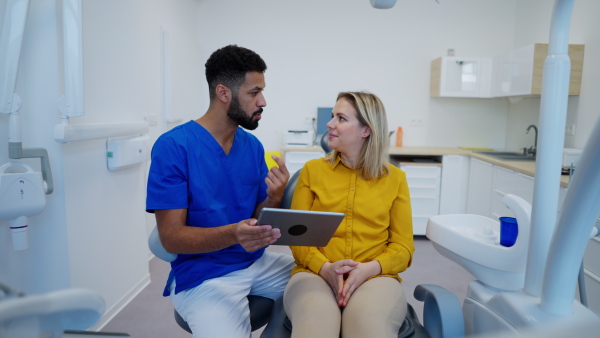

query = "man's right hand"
[235,218,281,252]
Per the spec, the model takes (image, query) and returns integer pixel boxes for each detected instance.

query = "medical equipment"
[53,0,150,144]
[1,0,54,194]
[0,281,113,338]
[0,162,46,250]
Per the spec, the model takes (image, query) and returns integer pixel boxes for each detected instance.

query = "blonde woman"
[283,92,415,338]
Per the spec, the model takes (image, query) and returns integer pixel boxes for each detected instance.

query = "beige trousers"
[283,272,407,338]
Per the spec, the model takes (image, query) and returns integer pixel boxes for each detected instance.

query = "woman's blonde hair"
[326,91,389,180]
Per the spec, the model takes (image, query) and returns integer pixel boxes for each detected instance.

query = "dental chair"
[148,228,275,334]
[321,131,332,153]
[260,169,465,338]
[0,281,110,337]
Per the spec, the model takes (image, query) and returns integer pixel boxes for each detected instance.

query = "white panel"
[284,150,324,176]
[60,0,84,117]
[583,271,600,317]
[54,122,149,143]
[440,155,469,214]
[466,158,494,216]
[412,216,429,236]
[0,0,29,114]
[584,237,600,277]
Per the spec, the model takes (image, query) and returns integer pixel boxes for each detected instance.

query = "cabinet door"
[490,166,534,220]
[491,51,513,97]
[439,155,469,214]
[431,57,491,98]
[441,57,481,97]
[284,151,324,176]
[466,158,493,216]
[508,45,535,96]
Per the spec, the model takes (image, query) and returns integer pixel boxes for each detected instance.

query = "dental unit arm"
[1,0,54,195]
[0,281,106,338]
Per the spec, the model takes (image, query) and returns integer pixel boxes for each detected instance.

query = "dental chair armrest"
[148,226,178,262]
[414,284,464,338]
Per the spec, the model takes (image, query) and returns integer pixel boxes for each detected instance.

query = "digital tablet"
[257,208,345,247]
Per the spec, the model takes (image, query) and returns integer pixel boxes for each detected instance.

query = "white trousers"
[170,251,295,338]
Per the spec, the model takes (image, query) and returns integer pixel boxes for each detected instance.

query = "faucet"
[526,124,538,157]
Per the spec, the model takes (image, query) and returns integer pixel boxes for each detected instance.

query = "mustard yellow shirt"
[290,156,415,281]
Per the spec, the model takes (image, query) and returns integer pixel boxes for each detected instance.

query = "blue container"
[499,217,518,247]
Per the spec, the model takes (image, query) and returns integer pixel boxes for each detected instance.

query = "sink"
[426,194,533,291]
[475,151,535,162]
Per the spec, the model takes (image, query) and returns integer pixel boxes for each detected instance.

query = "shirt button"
[350,187,355,191]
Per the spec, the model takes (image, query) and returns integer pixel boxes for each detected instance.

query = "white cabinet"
[584,234,600,317]
[466,160,534,219]
[491,46,533,97]
[492,44,584,97]
[399,163,441,236]
[431,44,584,98]
[430,57,492,98]
[284,149,324,177]
[439,155,469,214]
[490,166,534,219]
[466,158,493,217]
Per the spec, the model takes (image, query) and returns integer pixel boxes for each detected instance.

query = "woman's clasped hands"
[318,259,382,307]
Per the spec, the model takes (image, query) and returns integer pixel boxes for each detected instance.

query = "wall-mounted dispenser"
[106,135,150,171]
[0,162,46,250]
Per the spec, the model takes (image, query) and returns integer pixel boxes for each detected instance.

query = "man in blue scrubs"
[146,45,295,337]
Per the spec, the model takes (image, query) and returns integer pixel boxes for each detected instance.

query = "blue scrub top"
[146,121,268,296]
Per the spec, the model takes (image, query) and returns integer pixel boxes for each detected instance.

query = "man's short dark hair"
[205,45,267,100]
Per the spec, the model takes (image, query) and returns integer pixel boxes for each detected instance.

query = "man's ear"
[216,84,231,103]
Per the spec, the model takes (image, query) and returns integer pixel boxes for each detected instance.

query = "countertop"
[282,145,569,187]
[388,146,569,188]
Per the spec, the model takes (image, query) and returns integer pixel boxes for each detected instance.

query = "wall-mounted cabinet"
[492,43,584,97]
[430,43,584,98]
[430,57,492,98]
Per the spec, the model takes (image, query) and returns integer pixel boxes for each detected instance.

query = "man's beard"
[227,96,262,130]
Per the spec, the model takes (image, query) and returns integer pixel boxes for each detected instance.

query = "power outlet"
[565,124,576,135]
[304,116,315,124]
[410,118,424,127]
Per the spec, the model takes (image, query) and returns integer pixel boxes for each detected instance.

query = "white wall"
[0,0,71,294]
[506,0,600,152]
[0,0,203,329]
[194,0,518,151]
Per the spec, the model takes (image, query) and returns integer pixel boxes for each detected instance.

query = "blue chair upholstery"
[320,130,332,153]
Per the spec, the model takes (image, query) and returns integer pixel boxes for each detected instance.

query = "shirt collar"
[329,153,363,172]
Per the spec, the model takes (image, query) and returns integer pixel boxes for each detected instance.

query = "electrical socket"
[410,118,424,127]
[565,124,576,135]
[304,116,315,124]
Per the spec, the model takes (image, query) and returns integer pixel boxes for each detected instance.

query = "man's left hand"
[265,155,289,202]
